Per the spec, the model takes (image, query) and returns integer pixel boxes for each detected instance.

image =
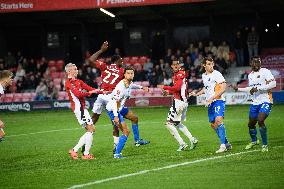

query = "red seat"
[98,58,106,63]
[134,63,142,71]
[133,81,142,86]
[58,91,68,100]
[135,90,146,97]
[2,93,14,102]
[59,72,66,79]
[30,92,37,100]
[141,81,150,87]
[56,60,64,71]
[130,89,138,96]
[138,56,147,64]
[22,93,32,102]
[13,93,22,102]
[55,84,61,91]
[48,60,56,67]
[50,72,60,79]
[129,57,139,64]
[123,57,130,64]
[53,78,62,85]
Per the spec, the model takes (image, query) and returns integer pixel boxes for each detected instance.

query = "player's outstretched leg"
[165,122,187,151]
[124,109,150,146]
[177,123,198,150]
[82,125,95,160]
[114,122,129,159]
[112,124,120,154]
[213,116,230,153]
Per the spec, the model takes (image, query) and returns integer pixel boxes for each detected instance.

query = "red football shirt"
[95,61,124,91]
[163,70,189,102]
[65,78,95,112]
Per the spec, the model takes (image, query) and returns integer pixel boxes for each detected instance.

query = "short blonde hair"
[0,70,13,80]
[65,63,76,72]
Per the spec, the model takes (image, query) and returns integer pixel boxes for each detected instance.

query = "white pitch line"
[67,146,284,189]
[6,128,82,138]
[5,118,246,138]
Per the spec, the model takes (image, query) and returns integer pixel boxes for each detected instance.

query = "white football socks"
[166,122,185,145]
[84,132,93,155]
[177,123,193,141]
[73,133,87,152]
[113,136,119,147]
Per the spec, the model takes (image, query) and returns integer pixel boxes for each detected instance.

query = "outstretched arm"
[190,87,205,96]
[88,41,108,66]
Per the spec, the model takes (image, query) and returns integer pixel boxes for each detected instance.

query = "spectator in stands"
[134,67,146,81]
[163,72,172,86]
[164,62,173,78]
[164,48,172,64]
[191,48,199,63]
[198,41,205,55]
[183,56,192,71]
[16,77,25,92]
[34,81,48,101]
[39,57,48,75]
[4,52,16,69]
[188,43,195,55]
[208,41,217,57]
[188,76,203,93]
[26,58,36,74]
[247,26,259,59]
[149,70,159,87]
[234,31,245,66]
[176,49,182,59]
[15,51,23,65]
[24,74,37,91]
[204,46,211,57]
[159,58,166,71]
[77,69,85,81]
[14,64,26,82]
[221,41,230,53]
[143,58,154,73]
[114,48,123,57]
[46,81,58,100]
[194,54,203,69]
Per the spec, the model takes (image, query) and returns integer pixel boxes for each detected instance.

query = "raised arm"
[88,41,108,66]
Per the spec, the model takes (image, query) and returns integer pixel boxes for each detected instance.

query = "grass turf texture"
[0,105,283,189]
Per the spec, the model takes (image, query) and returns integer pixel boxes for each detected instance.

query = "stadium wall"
[1,92,283,112]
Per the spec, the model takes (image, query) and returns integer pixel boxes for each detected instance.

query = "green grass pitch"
[0,105,283,189]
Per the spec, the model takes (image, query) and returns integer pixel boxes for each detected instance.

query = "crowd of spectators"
[0,26,260,100]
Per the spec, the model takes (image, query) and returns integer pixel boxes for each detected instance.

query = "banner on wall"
[0,96,172,112]
[0,0,212,13]
[196,92,251,105]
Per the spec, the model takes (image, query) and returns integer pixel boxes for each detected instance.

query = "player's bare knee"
[214,120,222,126]
[248,122,256,129]
[0,129,5,137]
[113,128,119,136]
[210,123,216,129]
[132,116,138,124]
[257,120,265,128]
[123,129,130,136]
[0,121,4,129]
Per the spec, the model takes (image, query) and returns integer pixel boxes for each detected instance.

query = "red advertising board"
[0,0,211,13]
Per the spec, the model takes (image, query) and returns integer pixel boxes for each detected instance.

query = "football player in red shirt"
[88,42,150,149]
[0,70,13,142]
[158,60,198,151]
[65,63,105,160]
